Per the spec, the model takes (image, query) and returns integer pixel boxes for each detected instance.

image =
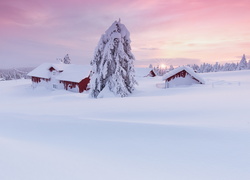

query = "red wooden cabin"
[28,63,91,93]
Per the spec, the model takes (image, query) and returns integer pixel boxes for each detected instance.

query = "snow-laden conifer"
[237,54,247,70]
[169,65,174,71]
[63,54,71,64]
[90,20,137,98]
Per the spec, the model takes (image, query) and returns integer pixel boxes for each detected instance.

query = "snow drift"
[0,70,250,180]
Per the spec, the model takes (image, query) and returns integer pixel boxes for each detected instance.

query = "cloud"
[139,48,160,51]
[0,0,250,68]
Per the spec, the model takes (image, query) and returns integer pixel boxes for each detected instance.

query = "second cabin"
[162,66,205,88]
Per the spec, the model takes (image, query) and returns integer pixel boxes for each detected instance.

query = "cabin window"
[52,71,56,75]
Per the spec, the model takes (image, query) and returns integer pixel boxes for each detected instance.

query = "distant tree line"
[1,54,249,81]
[0,67,34,81]
[151,54,250,76]
[0,54,71,81]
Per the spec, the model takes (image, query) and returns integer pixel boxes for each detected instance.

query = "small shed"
[28,63,91,93]
[162,66,205,88]
[135,68,156,77]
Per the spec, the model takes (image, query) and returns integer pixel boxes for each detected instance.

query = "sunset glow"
[1,0,250,68]
[160,64,166,69]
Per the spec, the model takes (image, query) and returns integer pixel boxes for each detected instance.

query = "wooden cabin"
[28,63,91,93]
[162,66,205,88]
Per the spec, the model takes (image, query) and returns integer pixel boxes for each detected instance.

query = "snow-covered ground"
[0,70,250,180]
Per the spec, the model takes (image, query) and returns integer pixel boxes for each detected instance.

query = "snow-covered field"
[0,70,250,180]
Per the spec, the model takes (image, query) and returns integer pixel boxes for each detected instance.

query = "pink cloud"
[0,0,250,68]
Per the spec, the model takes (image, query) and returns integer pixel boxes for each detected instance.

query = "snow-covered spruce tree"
[63,54,71,64]
[237,54,247,70]
[169,65,174,71]
[90,20,137,98]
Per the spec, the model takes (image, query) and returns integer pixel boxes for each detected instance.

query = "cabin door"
[51,70,58,89]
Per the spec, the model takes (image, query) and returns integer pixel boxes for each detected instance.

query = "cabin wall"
[78,77,90,93]
[60,81,79,93]
[31,76,62,90]
[59,77,90,93]
[31,77,51,89]
[31,77,88,93]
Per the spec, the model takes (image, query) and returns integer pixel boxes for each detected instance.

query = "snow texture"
[1,70,250,180]
[27,63,52,79]
[0,70,250,180]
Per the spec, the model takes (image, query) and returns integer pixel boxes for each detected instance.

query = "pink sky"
[1,0,250,68]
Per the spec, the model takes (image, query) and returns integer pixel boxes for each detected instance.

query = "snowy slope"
[0,70,250,180]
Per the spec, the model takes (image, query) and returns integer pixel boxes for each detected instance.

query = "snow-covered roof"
[56,64,91,82]
[162,66,205,84]
[28,63,91,83]
[51,63,65,71]
[27,63,52,79]
[135,68,153,77]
